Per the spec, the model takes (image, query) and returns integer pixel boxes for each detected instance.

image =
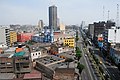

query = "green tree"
[75,53,82,61]
[77,62,85,74]
[76,37,79,42]
[65,58,74,68]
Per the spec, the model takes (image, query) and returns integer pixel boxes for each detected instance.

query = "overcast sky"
[0,0,120,25]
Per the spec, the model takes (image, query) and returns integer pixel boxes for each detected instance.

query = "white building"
[0,26,10,47]
[108,28,120,43]
[30,47,48,61]
[31,51,41,61]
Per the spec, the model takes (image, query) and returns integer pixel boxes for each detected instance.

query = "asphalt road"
[78,30,97,80]
[85,35,120,80]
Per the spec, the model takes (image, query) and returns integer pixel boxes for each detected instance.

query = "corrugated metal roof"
[13,51,25,57]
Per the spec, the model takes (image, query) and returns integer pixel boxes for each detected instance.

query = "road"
[90,45,120,80]
[82,28,120,80]
[78,30,98,80]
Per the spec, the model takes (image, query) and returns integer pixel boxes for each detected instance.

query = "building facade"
[88,24,94,39]
[94,21,106,37]
[38,20,44,30]
[17,33,33,42]
[31,51,41,61]
[10,31,17,46]
[60,23,65,31]
[49,5,58,31]
[0,27,10,46]
[110,44,120,65]
[64,38,75,48]
[108,28,120,43]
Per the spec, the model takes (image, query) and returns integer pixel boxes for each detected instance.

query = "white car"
[85,54,87,57]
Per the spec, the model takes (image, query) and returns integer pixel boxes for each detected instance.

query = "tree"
[75,47,79,51]
[65,58,74,68]
[75,47,82,61]
[77,62,85,74]
[76,37,79,42]
[75,53,82,61]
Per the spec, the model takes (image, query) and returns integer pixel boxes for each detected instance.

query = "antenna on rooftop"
[108,10,110,20]
[50,0,55,5]
[103,6,105,20]
[116,4,119,28]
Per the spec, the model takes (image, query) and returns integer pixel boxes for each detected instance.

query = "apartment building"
[0,46,32,78]
[64,38,75,48]
[10,31,17,46]
[0,26,10,46]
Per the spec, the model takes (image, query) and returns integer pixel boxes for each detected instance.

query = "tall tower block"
[38,20,43,30]
[49,5,57,31]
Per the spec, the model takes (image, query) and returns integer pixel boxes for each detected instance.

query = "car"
[105,62,111,66]
[99,61,102,64]
[85,54,87,57]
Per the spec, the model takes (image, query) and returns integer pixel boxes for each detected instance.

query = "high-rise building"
[10,30,17,46]
[0,26,10,46]
[38,20,43,30]
[60,23,65,31]
[49,5,57,31]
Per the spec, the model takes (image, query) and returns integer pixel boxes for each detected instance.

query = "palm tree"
[65,58,74,68]
[77,62,85,74]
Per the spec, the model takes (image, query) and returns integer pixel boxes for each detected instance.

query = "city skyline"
[0,0,120,25]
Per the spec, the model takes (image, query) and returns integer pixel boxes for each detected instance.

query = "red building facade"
[17,33,33,42]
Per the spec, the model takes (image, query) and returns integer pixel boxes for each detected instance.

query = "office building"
[88,24,94,39]
[49,5,57,31]
[0,26,10,46]
[38,20,44,30]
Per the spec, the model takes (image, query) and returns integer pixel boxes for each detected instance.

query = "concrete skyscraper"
[49,5,57,31]
[38,20,43,30]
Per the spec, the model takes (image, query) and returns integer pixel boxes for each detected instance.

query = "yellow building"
[10,31,17,46]
[64,38,75,48]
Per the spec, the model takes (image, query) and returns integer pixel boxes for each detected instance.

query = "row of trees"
[65,31,85,75]
[75,47,85,74]
[75,31,85,74]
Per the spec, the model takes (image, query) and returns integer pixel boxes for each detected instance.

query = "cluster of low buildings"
[87,20,120,65]
[0,4,80,80]
[0,24,77,80]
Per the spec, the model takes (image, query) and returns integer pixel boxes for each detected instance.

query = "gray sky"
[0,0,120,25]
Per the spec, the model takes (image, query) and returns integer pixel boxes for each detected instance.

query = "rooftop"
[0,46,30,58]
[23,73,41,80]
[0,73,15,79]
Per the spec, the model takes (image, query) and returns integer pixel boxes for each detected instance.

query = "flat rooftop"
[0,73,15,79]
